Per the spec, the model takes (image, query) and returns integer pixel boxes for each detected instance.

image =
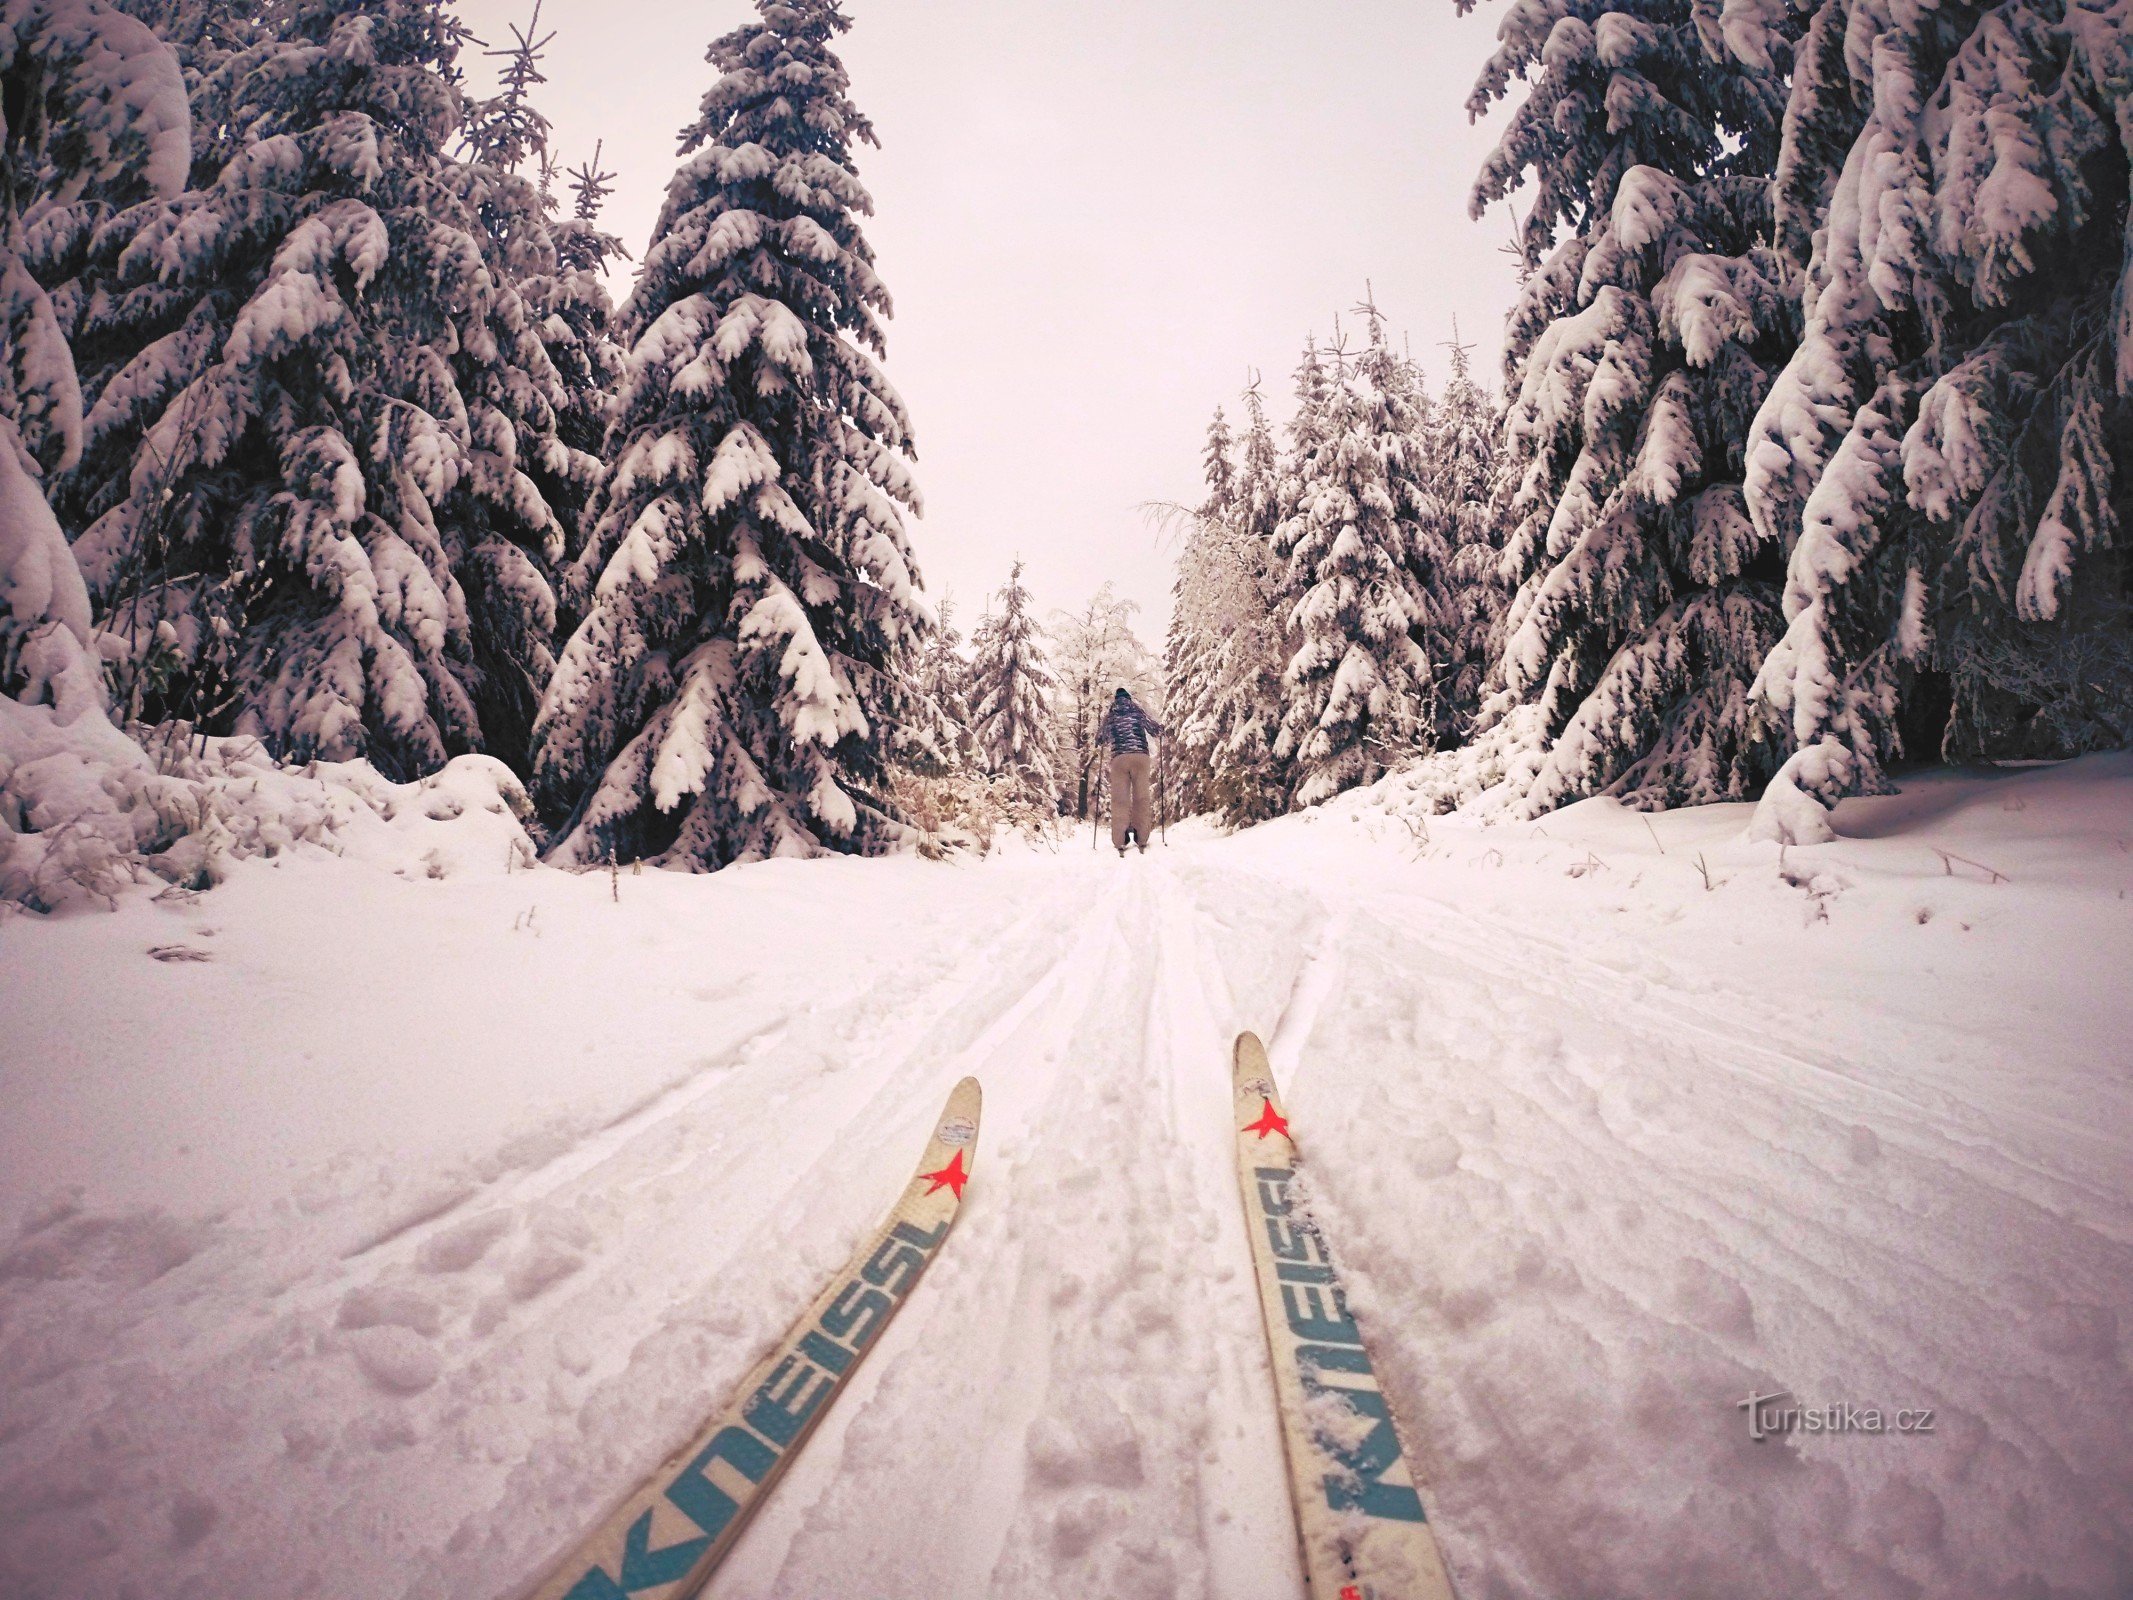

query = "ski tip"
[1232,1030,1271,1078]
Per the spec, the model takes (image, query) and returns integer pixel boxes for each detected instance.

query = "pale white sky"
[455,0,1520,645]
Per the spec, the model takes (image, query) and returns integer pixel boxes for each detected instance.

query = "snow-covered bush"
[883,763,1066,859]
[0,706,538,912]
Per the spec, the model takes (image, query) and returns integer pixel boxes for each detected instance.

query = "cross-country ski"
[525,1078,981,1600]
[3,2,2129,1598]
[1232,1032,1456,1600]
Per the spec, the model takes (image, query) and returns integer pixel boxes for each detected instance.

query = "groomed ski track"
[2,793,2130,1599]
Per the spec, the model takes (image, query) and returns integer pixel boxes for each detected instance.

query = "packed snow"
[3,754,2130,1598]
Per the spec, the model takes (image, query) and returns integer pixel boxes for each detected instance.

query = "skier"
[1098,687,1166,856]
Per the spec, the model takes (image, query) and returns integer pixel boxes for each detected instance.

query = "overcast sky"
[454,0,1521,646]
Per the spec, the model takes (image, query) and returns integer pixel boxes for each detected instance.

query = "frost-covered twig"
[1398,811,1431,857]
[1933,849,2009,884]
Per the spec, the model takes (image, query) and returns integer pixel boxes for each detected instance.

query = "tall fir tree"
[967,557,1055,807]
[1273,314,1441,806]
[1466,0,1801,816]
[528,144,625,588]
[531,0,926,868]
[1738,0,2133,830]
[48,0,574,774]
[1161,403,1236,816]
[1202,380,1292,824]
[451,12,623,742]
[904,590,973,776]
[1428,330,1505,742]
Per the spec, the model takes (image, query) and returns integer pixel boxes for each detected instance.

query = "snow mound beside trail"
[0,682,537,913]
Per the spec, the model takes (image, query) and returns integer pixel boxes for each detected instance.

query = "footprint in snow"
[169,1491,219,1550]
[336,1282,444,1336]
[1671,1256,1757,1342]
[345,1325,442,1395]
[416,1209,513,1274]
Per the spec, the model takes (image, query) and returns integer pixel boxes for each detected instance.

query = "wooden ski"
[1231,1032,1456,1600]
[526,1076,983,1600]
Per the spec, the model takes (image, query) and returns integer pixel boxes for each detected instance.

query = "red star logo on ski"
[1244,1097,1290,1141]
[918,1148,970,1198]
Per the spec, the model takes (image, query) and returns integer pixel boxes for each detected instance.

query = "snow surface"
[2,756,2131,1598]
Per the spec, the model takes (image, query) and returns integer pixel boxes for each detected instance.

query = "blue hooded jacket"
[1099,693,1165,756]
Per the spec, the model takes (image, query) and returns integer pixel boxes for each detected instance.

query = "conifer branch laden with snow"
[1740,0,2133,836]
[1463,0,1800,820]
[48,0,575,780]
[0,0,482,913]
[2,0,188,700]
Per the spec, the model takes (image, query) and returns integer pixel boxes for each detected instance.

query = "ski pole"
[1159,744,1168,845]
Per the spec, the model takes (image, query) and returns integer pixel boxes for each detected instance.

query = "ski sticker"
[526,1078,983,1600]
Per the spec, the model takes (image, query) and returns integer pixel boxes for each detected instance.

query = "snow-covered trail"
[724,858,1302,1600]
[2,759,2130,1599]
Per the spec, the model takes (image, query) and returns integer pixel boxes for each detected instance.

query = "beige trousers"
[1108,752,1154,851]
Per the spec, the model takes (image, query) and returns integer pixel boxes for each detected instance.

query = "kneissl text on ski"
[524,1077,984,1600]
[1232,1032,1456,1600]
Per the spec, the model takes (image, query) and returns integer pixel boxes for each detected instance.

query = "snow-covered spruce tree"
[1163,382,1294,827]
[454,10,621,638]
[967,558,1056,809]
[532,0,925,868]
[1464,0,1800,816]
[1273,315,1442,807]
[1427,332,1506,741]
[51,0,573,776]
[1160,404,1235,816]
[1052,581,1157,817]
[527,147,626,576]
[1201,380,1292,825]
[904,590,973,775]
[1737,0,2133,833]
